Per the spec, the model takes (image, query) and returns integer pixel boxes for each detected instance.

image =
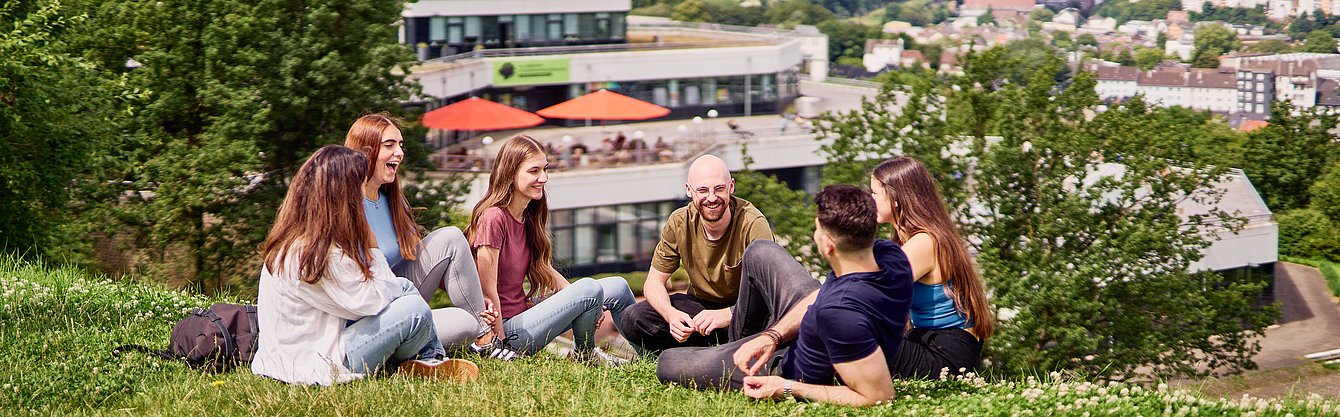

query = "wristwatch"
[782,379,794,400]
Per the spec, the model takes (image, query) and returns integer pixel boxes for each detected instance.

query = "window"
[548,14,564,40]
[611,13,627,39]
[579,13,597,39]
[551,201,679,269]
[596,12,611,38]
[464,16,481,39]
[430,17,446,41]
[516,15,531,41]
[564,13,579,36]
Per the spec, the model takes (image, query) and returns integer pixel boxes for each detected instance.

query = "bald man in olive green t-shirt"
[618,155,774,354]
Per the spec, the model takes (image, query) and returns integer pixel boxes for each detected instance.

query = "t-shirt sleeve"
[815,304,881,365]
[650,212,684,274]
[471,208,507,250]
[745,215,774,243]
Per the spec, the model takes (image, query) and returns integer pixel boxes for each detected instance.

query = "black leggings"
[890,327,982,379]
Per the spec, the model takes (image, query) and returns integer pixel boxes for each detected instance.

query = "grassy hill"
[1,256,1336,416]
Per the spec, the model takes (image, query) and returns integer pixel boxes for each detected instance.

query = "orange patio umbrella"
[422,97,545,131]
[536,89,671,121]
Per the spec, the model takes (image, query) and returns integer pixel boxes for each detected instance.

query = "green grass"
[3,256,1338,416]
[1320,261,1340,298]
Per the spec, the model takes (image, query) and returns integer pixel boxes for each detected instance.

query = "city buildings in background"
[1087,53,1340,121]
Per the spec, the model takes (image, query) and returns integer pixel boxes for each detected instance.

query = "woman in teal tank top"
[870,157,995,379]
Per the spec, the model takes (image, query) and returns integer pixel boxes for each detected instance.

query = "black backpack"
[114,303,260,373]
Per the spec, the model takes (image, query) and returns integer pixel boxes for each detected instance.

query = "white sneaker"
[571,347,630,367]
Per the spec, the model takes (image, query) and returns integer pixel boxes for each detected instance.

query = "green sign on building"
[492,58,571,86]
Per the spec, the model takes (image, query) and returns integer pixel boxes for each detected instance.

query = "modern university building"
[400,0,829,127]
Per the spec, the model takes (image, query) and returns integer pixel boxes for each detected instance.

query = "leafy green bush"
[1276,208,1340,262]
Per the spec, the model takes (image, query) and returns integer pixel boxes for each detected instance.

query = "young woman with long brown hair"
[467,135,635,365]
[345,114,516,360]
[251,145,478,385]
[869,156,995,378]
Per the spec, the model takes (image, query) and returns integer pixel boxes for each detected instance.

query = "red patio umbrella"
[536,89,671,121]
[422,97,545,131]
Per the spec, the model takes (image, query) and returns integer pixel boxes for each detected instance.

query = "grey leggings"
[392,226,488,350]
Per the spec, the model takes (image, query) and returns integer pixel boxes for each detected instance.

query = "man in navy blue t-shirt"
[657,185,914,406]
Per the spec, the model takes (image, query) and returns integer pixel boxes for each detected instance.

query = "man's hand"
[742,375,787,400]
[732,335,777,376]
[664,309,695,343]
[690,308,732,335]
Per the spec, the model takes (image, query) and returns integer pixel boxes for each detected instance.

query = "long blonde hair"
[261,146,375,284]
[465,135,556,297]
[873,157,995,341]
[344,113,422,262]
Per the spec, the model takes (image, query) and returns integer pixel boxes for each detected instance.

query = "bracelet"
[761,328,782,345]
[782,378,794,400]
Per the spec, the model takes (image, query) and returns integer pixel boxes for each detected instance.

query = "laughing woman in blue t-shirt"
[344,114,516,360]
[869,157,996,379]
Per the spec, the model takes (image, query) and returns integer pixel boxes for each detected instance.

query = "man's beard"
[697,199,726,222]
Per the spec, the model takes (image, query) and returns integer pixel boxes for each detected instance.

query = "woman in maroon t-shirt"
[465,135,636,365]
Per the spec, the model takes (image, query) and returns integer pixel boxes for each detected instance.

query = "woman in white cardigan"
[251,145,480,385]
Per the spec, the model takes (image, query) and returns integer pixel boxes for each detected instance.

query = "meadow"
[2,256,1336,416]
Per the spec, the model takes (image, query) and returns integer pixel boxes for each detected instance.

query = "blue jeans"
[501,277,635,355]
[343,278,445,374]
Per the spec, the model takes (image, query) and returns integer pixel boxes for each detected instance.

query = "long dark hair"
[872,157,995,341]
[344,113,421,262]
[465,135,556,297]
[261,146,375,284]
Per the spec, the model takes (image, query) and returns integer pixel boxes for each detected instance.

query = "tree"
[1076,33,1099,48]
[1030,7,1056,23]
[978,8,997,26]
[765,0,833,26]
[1052,30,1073,50]
[1237,102,1339,212]
[69,0,428,293]
[1244,39,1292,54]
[1302,30,1337,53]
[0,1,118,259]
[1276,209,1340,261]
[732,146,823,275]
[672,0,713,23]
[1288,12,1316,37]
[1134,48,1168,69]
[1191,24,1241,68]
[818,47,1275,379]
[815,20,882,63]
[1156,31,1169,49]
[1116,48,1136,66]
[1311,162,1340,224]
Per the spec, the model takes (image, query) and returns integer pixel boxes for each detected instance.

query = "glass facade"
[550,200,680,276]
[468,69,802,123]
[408,12,627,59]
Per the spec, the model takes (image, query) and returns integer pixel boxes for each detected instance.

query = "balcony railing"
[424,38,779,65]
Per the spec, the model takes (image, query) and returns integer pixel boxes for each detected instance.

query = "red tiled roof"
[1138,66,1235,88]
[1239,120,1269,132]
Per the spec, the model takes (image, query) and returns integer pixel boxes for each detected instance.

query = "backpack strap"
[244,304,259,356]
[198,309,237,359]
